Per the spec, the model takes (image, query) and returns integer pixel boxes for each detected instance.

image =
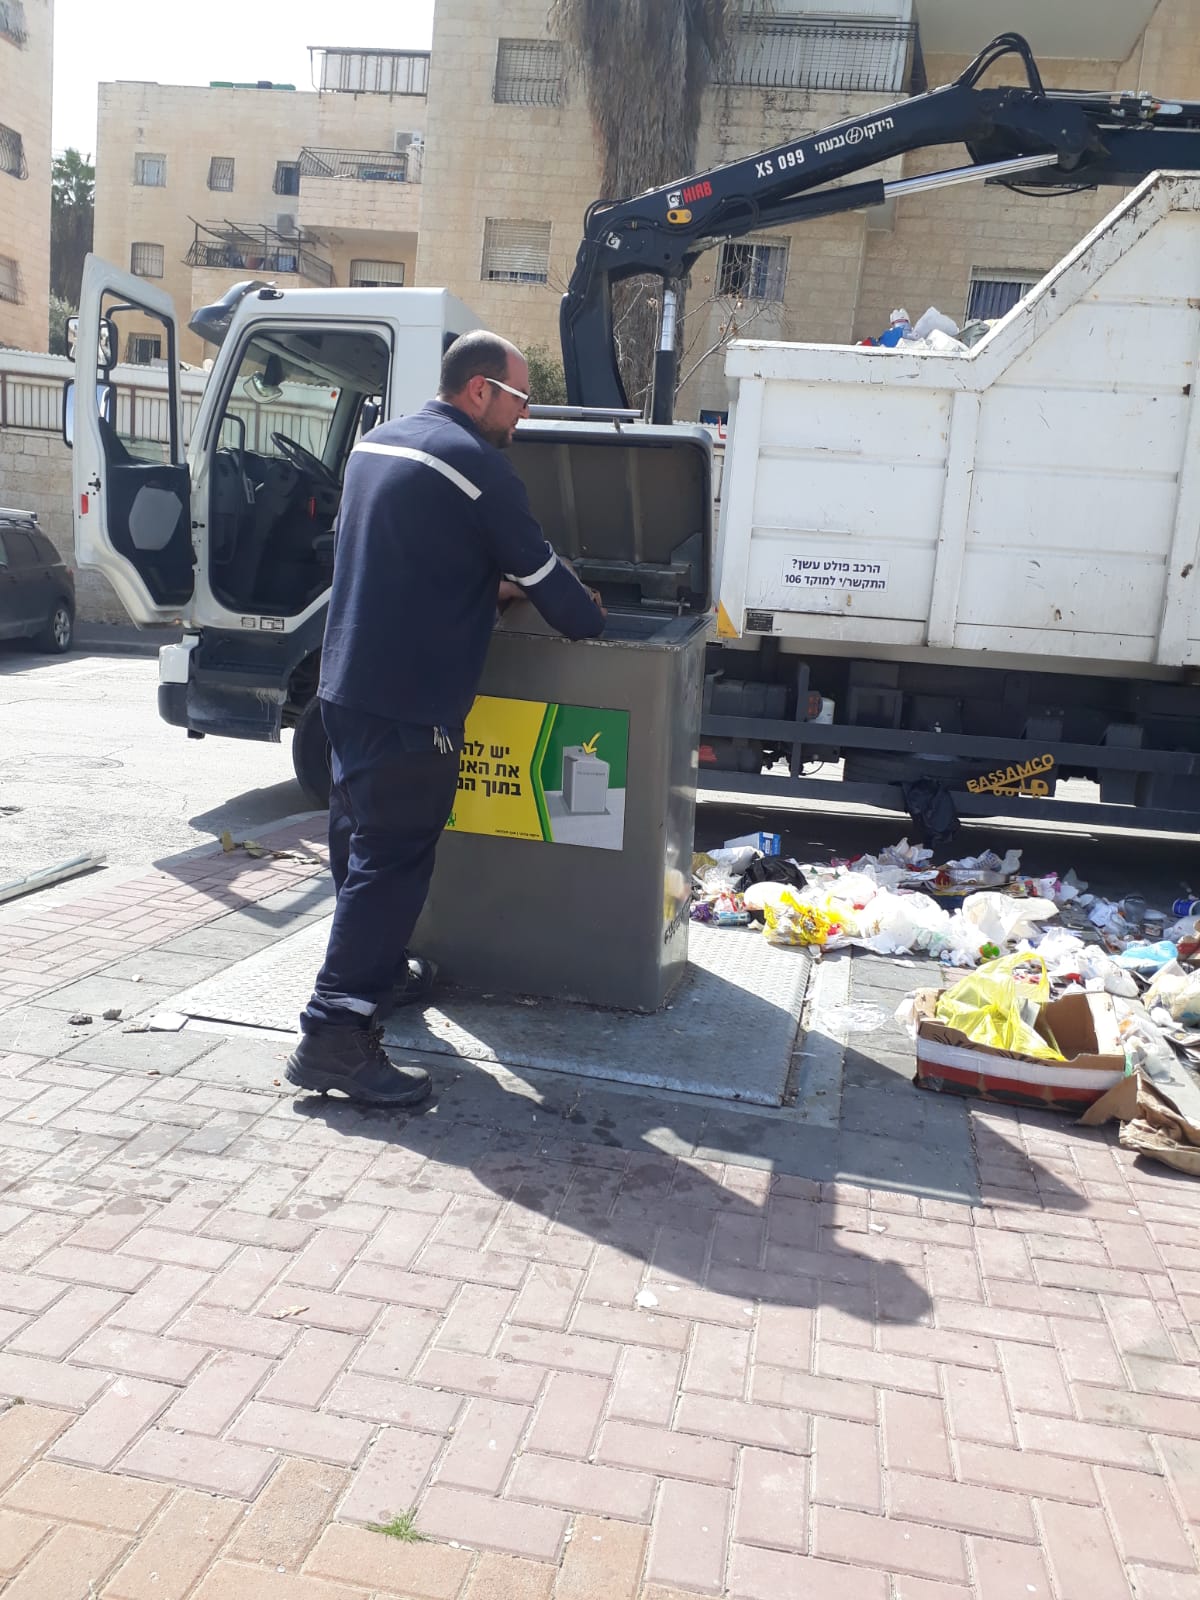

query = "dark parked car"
[0,509,74,653]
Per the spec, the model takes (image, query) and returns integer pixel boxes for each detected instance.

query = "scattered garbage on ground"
[218,830,321,866]
[691,833,1200,1149]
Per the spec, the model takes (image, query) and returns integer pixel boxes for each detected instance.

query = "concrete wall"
[0,0,52,354]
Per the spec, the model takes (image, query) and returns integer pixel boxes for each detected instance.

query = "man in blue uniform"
[286,331,605,1107]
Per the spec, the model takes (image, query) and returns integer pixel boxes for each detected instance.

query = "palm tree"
[550,0,751,407]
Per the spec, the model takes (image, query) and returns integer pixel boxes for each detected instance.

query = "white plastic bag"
[1076,946,1139,998]
[958,892,1058,949]
[912,306,960,340]
[856,890,951,956]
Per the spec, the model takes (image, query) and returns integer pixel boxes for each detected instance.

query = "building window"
[718,240,787,301]
[0,0,27,46]
[494,39,563,106]
[127,334,163,365]
[481,219,552,285]
[350,259,405,287]
[0,123,26,179]
[208,156,235,191]
[134,152,166,186]
[130,242,165,278]
[273,161,300,196]
[0,253,20,302]
[966,270,1043,322]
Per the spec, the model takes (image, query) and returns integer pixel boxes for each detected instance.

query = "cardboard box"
[913,989,1128,1110]
[723,831,782,856]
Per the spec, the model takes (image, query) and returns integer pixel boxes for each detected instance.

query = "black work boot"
[285,1025,432,1107]
[378,956,438,1019]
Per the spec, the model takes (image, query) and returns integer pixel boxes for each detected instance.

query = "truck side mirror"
[66,315,119,373]
[62,379,115,448]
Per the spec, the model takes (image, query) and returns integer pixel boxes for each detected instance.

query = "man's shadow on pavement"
[289,1051,1095,1337]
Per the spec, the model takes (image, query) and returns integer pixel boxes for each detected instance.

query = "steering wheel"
[270,432,340,488]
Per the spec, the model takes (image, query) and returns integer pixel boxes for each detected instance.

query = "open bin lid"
[509,420,712,614]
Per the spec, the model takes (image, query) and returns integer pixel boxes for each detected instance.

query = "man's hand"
[497,580,525,608]
[587,586,607,619]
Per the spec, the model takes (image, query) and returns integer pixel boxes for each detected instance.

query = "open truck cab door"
[69,255,481,786]
[68,257,193,625]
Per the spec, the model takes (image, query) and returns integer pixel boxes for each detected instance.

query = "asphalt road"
[0,643,308,885]
[2,641,1195,914]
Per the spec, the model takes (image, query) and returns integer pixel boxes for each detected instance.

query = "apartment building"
[0,0,52,352]
[92,1,1200,413]
[93,47,429,365]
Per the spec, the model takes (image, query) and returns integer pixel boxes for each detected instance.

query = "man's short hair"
[439,331,514,397]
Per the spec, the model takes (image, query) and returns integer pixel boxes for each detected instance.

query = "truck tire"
[291,698,331,809]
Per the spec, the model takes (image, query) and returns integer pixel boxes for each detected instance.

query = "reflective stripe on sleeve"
[352,441,482,501]
[505,552,558,588]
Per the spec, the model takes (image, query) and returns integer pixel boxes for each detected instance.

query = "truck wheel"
[291,698,331,808]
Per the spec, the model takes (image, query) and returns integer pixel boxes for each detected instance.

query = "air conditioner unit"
[276,213,298,236]
[393,130,414,154]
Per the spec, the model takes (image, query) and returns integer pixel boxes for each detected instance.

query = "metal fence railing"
[314,48,429,96]
[0,357,206,443]
[298,146,414,183]
[1,354,341,463]
[718,18,921,96]
[184,221,335,287]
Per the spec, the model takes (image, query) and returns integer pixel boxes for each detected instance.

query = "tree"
[50,149,94,313]
[550,0,753,409]
[526,343,568,405]
[47,292,76,356]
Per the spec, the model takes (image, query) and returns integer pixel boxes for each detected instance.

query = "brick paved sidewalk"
[0,823,1198,1599]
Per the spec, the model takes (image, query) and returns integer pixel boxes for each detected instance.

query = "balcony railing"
[184,220,334,287]
[298,146,415,184]
[718,18,924,96]
[310,47,429,96]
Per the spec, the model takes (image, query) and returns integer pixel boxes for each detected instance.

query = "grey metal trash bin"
[413,420,712,1013]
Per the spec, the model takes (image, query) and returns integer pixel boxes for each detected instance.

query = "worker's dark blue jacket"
[319,401,604,728]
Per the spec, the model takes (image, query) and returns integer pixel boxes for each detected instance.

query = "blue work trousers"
[302,700,460,1031]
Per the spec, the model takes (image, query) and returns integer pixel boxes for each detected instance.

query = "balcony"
[297,147,422,236]
[915,1,1157,62]
[183,220,334,287]
[718,17,923,96]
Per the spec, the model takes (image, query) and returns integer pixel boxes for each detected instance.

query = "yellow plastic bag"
[763,892,837,947]
[935,952,1065,1060]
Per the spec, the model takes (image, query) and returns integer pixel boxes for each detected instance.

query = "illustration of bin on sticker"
[561,736,610,816]
[446,697,629,850]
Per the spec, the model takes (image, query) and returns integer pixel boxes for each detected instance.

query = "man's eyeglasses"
[485,376,530,406]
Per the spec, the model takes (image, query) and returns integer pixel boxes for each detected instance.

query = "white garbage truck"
[66,33,1200,829]
[702,171,1200,830]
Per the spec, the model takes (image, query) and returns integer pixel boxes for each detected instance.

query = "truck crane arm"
[559,31,1200,417]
